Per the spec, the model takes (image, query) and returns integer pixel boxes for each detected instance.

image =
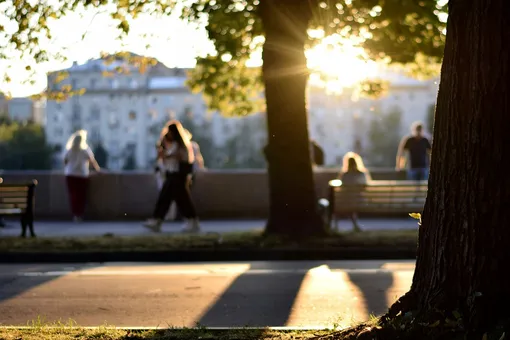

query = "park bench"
[0,177,37,237]
[319,179,428,230]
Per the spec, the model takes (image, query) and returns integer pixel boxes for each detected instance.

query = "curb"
[0,247,416,263]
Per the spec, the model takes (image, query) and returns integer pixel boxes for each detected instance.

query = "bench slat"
[0,203,28,209]
[0,187,29,192]
[0,208,23,214]
[0,198,28,205]
[330,180,427,215]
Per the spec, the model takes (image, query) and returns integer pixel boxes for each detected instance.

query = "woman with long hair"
[64,130,101,222]
[340,151,372,185]
[144,120,200,233]
[339,151,371,231]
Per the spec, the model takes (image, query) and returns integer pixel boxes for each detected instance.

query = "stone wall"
[0,169,406,220]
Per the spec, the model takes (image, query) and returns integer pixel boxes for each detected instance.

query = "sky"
[0,8,221,97]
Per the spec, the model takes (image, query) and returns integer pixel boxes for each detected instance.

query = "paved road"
[0,218,419,237]
[0,261,415,328]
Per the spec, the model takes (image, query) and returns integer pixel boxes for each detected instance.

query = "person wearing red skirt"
[63,130,101,222]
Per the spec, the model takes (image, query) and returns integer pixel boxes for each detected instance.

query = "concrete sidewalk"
[0,218,419,238]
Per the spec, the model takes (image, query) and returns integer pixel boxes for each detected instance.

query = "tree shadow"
[345,268,395,317]
[197,262,316,327]
[0,263,96,325]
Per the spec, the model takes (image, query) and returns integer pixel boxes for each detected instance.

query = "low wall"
[0,169,407,220]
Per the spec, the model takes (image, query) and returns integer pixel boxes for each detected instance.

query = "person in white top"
[154,128,205,222]
[63,130,101,222]
[144,120,200,233]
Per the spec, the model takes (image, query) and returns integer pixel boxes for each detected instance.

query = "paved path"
[0,260,415,328]
[0,218,418,237]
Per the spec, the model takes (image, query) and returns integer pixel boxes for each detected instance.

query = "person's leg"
[66,176,80,219]
[407,169,418,181]
[153,176,176,220]
[174,175,199,233]
[422,168,429,181]
[75,177,89,220]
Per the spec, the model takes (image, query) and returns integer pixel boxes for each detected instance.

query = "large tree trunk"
[387,0,510,334]
[259,0,325,237]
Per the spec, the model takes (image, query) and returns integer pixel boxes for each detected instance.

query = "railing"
[0,169,408,220]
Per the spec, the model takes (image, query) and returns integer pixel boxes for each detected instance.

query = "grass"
[0,327,333,340]
[0,230,417,253]
[0,320,335,340]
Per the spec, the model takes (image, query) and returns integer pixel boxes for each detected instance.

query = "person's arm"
[193,143,205,169]
[426,138,432,163]
[396,137,409,171]
[87,148,101,172]
[63,150,69,166]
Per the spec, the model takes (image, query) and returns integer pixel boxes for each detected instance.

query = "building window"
[151,96,158,104]
[148,109,158,120]
[110,140,120,154]
[110,79,119,89]
[71,78,77,89]
[90,78,97,89]
[109,111,119,128]
[90,106,100,120]
[129,110,137,120]
[90,127,101,142]
[130,79,138,88]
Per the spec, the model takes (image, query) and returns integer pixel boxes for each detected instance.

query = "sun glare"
[306,36,380,94]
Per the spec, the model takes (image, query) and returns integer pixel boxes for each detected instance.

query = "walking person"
[396,122,432,181]
[144,120,200,233]
[63,130,101,222]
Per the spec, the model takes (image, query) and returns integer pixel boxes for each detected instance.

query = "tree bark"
[388,0,510,333]
[259,0,325,237]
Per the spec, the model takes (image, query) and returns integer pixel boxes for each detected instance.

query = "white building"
[0,94,45,124]
[45,53,265,170]
[45,53,438,169]
[308,74,438,166]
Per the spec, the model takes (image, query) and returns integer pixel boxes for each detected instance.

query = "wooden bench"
[321,179,428,229]
[0,177,37,237]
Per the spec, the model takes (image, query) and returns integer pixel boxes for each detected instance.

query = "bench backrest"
[0,179,37,214]
[329,180,428,213]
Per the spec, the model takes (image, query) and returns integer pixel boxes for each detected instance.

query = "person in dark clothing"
[396,122,432,181]
[143,120,200,233]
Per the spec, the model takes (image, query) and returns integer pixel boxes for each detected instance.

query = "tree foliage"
[1,0,445,112]
[0,119,53,170]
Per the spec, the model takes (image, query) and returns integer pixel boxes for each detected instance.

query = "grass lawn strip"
[0,229,417,252]
[0,326,334,340]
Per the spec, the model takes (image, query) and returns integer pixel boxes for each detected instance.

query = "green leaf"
[409,213,421,220]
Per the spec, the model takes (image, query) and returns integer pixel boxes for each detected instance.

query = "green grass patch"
[0,229,417,253]
[0,327,334,340]
[0,319,334,340]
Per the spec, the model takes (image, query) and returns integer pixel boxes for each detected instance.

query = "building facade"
[45,53,438,170]
[45,54,267,170]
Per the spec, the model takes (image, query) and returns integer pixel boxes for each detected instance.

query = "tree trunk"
[259,0,325,237]
[388,0,510,333]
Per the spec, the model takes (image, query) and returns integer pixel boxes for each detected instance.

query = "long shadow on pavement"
[197,262,315,327]
[346,270,394,317]
[0,263,96,325]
